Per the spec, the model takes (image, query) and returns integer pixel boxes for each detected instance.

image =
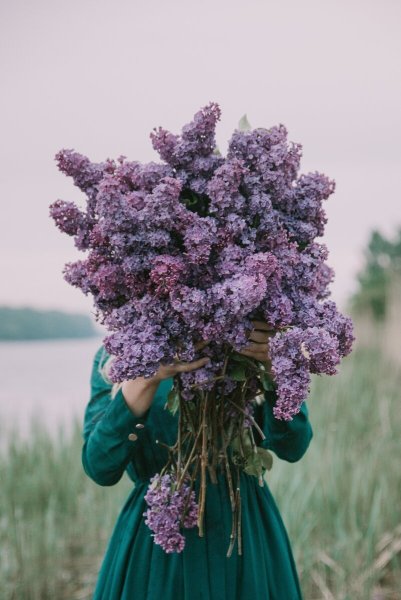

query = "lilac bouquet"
[50,102,355,555]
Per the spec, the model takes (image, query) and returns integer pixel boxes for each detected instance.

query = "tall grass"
[270,346,401,599]
[1,345,400,599]
[0,420,133,599]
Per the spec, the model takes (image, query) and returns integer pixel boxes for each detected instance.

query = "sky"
[1,0,400,319]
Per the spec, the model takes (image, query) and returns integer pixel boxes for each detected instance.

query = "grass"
[0,420,133,599]
[269,345,401,599]
[1,345,400,599]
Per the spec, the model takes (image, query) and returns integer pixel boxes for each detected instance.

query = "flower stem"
[227,398,266,441]
[197,390,209,536]
[176,424,203,490]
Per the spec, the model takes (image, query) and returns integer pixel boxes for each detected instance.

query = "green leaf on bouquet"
[259,371,275,391]
[241,429,254,450]
[230,435,241,452]
[257,447,273,471]
[230,433,274,477]
[230,352,259,370]
[238,114,252,131]
[243,448,273,477]
[230,431,253,453]
[243,453,263,477]
[228,363,247,381]
[166,387,180,415]
[230,434,241,452]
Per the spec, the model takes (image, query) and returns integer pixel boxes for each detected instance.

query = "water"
[0,336,105,448]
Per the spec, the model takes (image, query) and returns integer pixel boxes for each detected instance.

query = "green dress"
[82,345,313,600]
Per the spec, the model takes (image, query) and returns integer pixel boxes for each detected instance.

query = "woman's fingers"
[173,357,211,372]
[240,341,269,354]
[238,347,269,361]
[250,319,274,331]
[194,339,210,351]
[246,320,276,343]
[248,329,274,344]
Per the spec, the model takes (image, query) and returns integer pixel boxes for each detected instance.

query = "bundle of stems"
[157,346,269,558]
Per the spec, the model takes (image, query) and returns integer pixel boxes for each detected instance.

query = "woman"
[82,320,313,599]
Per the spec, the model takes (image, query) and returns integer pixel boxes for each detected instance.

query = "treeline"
[0,306,98,340]
[347,226,401,320]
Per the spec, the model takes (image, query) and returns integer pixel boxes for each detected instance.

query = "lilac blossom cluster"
[49,101,355,420]
[143,473,198,553]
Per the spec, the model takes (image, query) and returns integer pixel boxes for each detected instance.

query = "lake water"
[0,337,105,448]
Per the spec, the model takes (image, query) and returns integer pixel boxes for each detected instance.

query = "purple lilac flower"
[178,354,223,400]
[206,158,248,217]
[62,260,93,295]
[54,149,115,216]
[302,327,341,375]
[183,217,218,264]
[169,286,210,331]
[137,177,194,232]
[280,172,335,242]
[215,244,249,278]
[149,255,188,296]
[114,157,174,192]
[143,473,199,553]
[227,124,302,199]
[243,252,279,279]
[268,327,311,420]
[104,316,179,382]
[188,275,267,349]
[150,102,221,167]
[49,199,87,236]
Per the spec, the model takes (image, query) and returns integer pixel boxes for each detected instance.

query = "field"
[1,344,401,599]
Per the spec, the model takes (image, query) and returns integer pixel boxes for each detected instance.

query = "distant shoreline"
[0,305,101,341]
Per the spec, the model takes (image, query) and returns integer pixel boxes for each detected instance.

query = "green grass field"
[1,345,400,599]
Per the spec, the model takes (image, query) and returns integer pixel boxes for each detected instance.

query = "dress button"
[128,433,138,441]
[135,423,145,429]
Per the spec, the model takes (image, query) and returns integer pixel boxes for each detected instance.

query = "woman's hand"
[123,320,276,418]
[235,319,276,377]
[237,319,275,360]
[150,354,211,384]
[193,321,277,377]
[122,354,211,417]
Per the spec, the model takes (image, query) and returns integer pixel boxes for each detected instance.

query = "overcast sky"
[1,0,400,319]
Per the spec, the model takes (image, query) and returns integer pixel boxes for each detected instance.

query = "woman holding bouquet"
[50,101,352,599]
[82,319,313,600]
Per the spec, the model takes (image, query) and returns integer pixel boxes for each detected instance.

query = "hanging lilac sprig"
[143,473,199,553]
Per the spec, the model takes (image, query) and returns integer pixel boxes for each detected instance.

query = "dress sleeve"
[81,345,153,486]
[257,389,313,463]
